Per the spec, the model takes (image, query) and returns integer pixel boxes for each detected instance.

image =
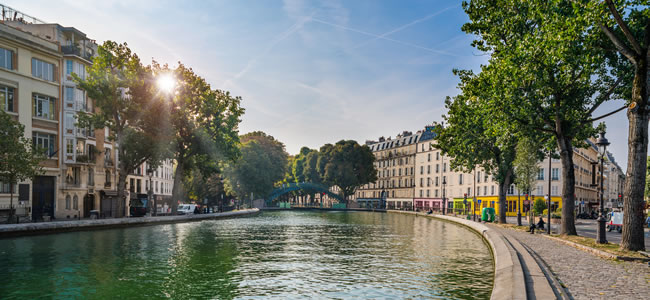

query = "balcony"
[104,158,114,167]
[61,45,94,61]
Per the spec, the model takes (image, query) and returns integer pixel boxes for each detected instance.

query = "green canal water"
[0,211,493,299]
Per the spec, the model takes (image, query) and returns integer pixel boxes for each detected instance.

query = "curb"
[388,211,527,300]
[0,209,260,238]
[540,234,650,263]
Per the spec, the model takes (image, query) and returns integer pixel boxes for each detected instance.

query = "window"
[443,163,447,172]
[478,187,481,196]
[0,85,14,112]
[427,153,431,162]
[427,165,431,174]
[0,181,15,193]
[105,170,112,186]
[477,171,481,183]
[33,94,56,120]
[398,169,402,176]
[537,185,543,195]
[491,186,495,195]
[467,187,471,196]
[426,189,430,197]
[552,185,558,196]
[32,132,56,156]
[436,152,440,160]
[538,168,545,180]
[419,190,423,197]
[88,167,94,186]
[552,168,559,180]
[420,178,423,187]
[508,184,515,195]
[459,174,463,185]
[66,60,73,75]
[435,164,439,173]
[0,48,13,70]
[65,87,74,106]
[73,195,78,210]
[65,167,81,185]
[434,177,438,187]
[65,195,71,209]
[434,189,438,197]
[31,58,55,81]
[65,139,74,156]
[484,186,487,195]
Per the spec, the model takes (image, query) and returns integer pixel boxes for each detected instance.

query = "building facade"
[0,22,62,221]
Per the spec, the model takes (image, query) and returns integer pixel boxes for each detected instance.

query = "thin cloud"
[349,4,460,51]
[311,17,459,57]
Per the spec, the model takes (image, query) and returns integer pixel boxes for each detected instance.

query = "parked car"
[129,194,149,217]
[177,204,198,215]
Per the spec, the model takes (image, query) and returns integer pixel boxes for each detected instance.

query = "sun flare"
[157,74,176,94]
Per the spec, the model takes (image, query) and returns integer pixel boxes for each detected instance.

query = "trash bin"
[90,210,99,219]
[481,207,496,222]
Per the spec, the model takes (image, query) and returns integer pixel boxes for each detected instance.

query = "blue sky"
[9,0,632,170]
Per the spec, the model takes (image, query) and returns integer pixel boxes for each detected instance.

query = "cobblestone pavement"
[489,225,650,300]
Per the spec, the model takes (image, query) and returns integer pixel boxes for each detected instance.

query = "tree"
[646,156,650,200]
[514,136,542,224]
[222,132,288,202]
[75,41,168,218]
[462,0,615,234]
[166,63,244,214]
[434,69,518,224]
[533,198,547,216]
[317,140,377,204]
[586,0,650,251]
[0,110,44,222]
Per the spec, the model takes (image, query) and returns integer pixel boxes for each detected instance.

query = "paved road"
[505,216,650,249]
[488,224,650,300]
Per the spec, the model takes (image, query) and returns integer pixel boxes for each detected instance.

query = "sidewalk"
[0,209,259,238]
[488,224,650,300]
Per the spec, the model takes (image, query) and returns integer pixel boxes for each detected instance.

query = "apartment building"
[126,160,174,215]
[356,131,420,209]
[354,124,622,217]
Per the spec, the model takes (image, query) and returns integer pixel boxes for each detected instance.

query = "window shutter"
[12,51,17,70]
[53,65,58,82]
[13,88,17,113]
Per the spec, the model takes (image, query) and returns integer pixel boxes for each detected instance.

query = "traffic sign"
[477,199,482,204]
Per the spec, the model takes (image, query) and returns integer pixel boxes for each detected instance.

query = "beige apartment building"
[357,131,420,209]
[355,124,622,216]
[0,22,62,221]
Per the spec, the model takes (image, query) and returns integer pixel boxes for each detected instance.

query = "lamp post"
[547,150,552,235]
[442,175,447,215]
[595,131,609,244]
[517,190,522,226]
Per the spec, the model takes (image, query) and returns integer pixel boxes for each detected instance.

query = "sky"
[6,0,633,171]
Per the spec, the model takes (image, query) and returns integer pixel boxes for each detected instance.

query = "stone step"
[500,232,560,300]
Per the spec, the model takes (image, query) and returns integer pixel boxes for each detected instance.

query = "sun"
[157,74,176,94]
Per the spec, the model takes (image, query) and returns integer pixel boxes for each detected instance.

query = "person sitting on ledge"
[536,217,545,232]
[427,209,433,215]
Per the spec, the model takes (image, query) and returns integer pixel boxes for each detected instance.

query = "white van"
[177,204,198,215]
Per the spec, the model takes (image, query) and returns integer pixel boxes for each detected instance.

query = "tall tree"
[514,136,542,224]
[435,69,518,224]
[0,110,44,222]
[317,140,377,204]
[586,0,649,251]
[165,63,244,214]
[462,0,615,234]
[75,41,168,218]
[222,132,288,201]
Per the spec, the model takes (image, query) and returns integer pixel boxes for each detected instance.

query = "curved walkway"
[488,224,650,300]
[0,209,260,238]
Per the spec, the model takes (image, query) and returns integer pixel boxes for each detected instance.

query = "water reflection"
[0,211,493,299]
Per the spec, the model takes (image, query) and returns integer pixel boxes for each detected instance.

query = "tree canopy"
[317,140,377,202]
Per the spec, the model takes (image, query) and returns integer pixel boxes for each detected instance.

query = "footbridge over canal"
[266,182,343,206]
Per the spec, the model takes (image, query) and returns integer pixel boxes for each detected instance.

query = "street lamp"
[442,175,447,215]
[595,130,610,244]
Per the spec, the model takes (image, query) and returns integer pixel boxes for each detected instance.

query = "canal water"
[0,211,493,299]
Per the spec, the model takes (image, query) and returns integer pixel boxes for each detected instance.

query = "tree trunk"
[497,175,511,224]
[116,170,128,218]
[557,136,577,235]
[171,160,185,215]
[621,58,648,251]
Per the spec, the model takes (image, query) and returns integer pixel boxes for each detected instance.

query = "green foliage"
[534,198,547,216]
[74,41,170,216]
[317,140,378,201]
[0,110,44,218]
[514,137,542,195]
[222,132,288,200]
[434,68,518,223]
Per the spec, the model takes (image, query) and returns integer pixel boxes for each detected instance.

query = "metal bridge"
[266,182,343,205]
